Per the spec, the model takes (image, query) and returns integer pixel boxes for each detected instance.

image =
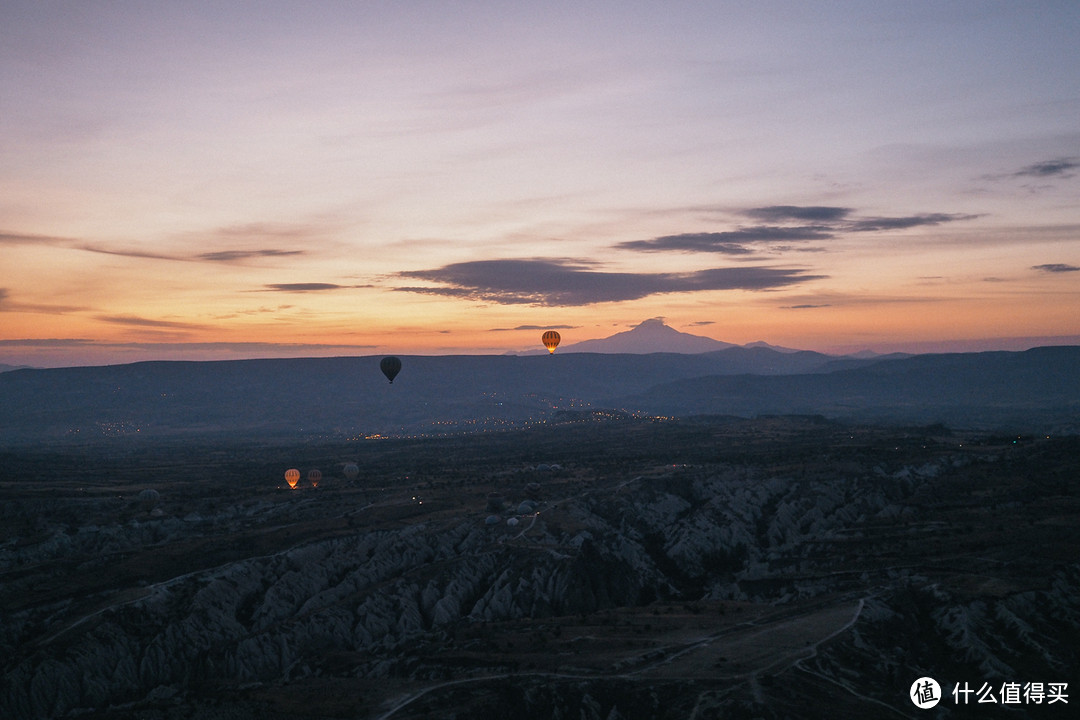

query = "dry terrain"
[2,416,1078,718]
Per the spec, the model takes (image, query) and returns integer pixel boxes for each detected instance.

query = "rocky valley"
[2,416,1078,718]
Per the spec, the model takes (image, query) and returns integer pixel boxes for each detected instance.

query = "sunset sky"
[2,1,1079,367]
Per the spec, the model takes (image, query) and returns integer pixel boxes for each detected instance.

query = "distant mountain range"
[0,363,31,373]
[2,344,1077,445]
[615,345,1080,430]
[525,318,805,355]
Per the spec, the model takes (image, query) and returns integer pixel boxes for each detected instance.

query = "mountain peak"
[562,319,739,354]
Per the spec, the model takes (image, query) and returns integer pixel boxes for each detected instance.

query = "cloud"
[1014,158,1079,178]
[0,231,69,246]
[212,222,324,239]
[198,249,304,262]
[1032,263,1080,273]
[228,305,295,316]
[0,338,379,351]
[263,283,349,292]
[79,244,310,264]
[396,259,826,306]
[0,232,181,264]
[96,315,208,329]
[0,287,88,314]
[744,206,852,222]
[617,206,979,255]
[689,320,716,326]
[0,339,381,364]
[618,227,833,253]
[76,244,181,261]
[845,213,980,232]
[187,222,327,263]
[1,228,309,265]
[780,290,945,309]
[0,338,102,348]
[489,324,579,331]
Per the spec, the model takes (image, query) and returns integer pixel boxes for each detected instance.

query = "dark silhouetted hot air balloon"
[138,488,160,511]
[285,468,300,489]
[343,463,360,480]
[380,356,402,383]
[308,469,322,488]
[541,331,561,354]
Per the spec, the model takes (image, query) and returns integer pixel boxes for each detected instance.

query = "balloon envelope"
[308,469,322,487]
[285,468,300,489]
[380,356,402,383]
[138,488,160,509]
[541,331,561,353]
[343,463,360,479]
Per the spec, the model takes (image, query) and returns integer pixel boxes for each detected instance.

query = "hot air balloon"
[285,468,300,489]
[541,330,561,354]
[380,356,402,383]
[138,488,160,511]
[308,469,322,488]
[343,463,360,480]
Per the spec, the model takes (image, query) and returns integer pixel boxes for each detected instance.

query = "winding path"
[374,592,885,719]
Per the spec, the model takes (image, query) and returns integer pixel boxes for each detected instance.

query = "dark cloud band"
[619,206,979,254]
[845,213,979,232]
[396,259,825,306]
[1014,158,1078,178]
[744,206,851,222]
[199,250,304,262]
[489,324,579,332]
[618,226,833,253]
[264,283,348,292]
[95,315,207,329]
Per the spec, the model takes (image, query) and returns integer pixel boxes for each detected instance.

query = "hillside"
[0,349,838,444]
[1,346,1077,445]
[617,346,1080,431]
[2,418,1078,718]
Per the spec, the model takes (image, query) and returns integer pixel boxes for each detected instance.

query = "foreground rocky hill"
[2,417,1078,718]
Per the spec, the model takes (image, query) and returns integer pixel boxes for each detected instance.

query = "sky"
[2,1,1079,367]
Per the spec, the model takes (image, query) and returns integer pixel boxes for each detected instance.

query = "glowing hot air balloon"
[285,468,300,489]
[380,356,402,383]
[308,469,322,488]
[541,331,561,354]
